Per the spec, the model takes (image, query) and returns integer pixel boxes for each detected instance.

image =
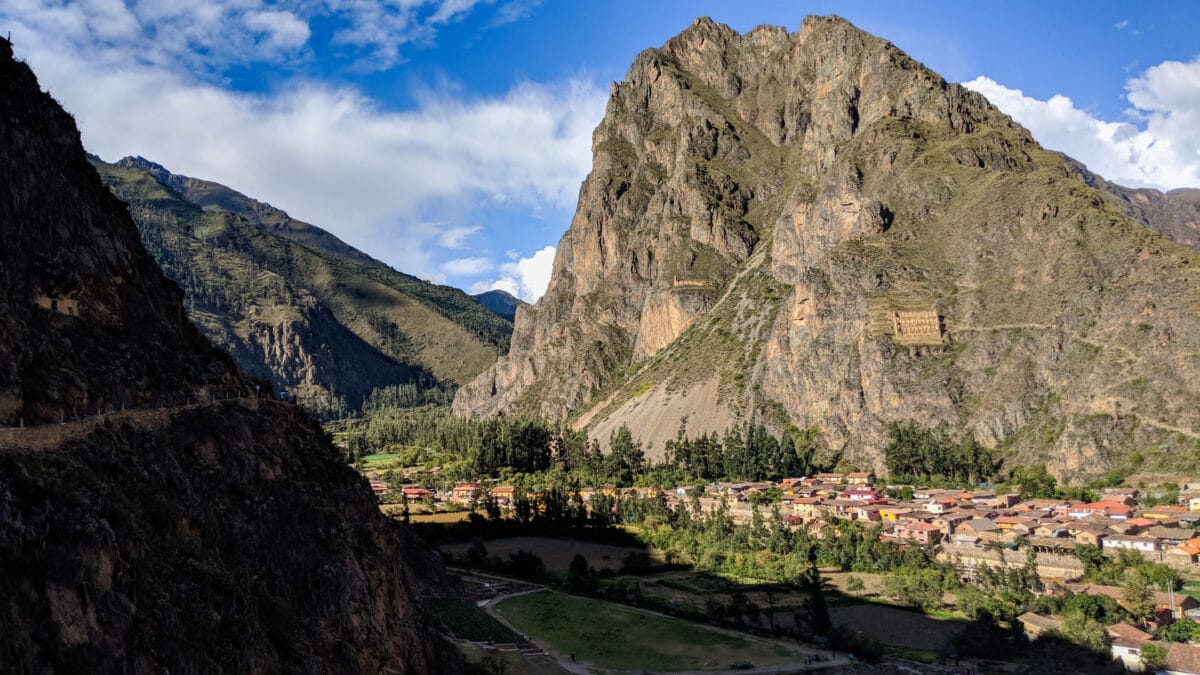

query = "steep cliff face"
[91,155,510,413]
[0,39,455,671]
[455,16,1200,481]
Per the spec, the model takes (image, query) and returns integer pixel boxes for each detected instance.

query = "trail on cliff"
[454,15,1200,482]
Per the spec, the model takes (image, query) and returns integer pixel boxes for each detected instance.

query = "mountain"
[0,38,455,671]
[1059,154,1200,252]
[89,155,511,414]
[454,16,1200,482]
[474,289,526,321]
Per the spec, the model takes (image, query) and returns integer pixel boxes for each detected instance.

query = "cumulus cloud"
[1,2,604,279]
[470,245,556,302]
[963,55,1200,190]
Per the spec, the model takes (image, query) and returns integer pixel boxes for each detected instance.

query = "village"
[372,470,1200,672]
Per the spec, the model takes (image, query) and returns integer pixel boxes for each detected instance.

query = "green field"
[358,453,399,467]
[427,598,520,643]
[495,590,806,671]
[1182,581,1200,602]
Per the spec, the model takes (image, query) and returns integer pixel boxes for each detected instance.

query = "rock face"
[454,16,1200,481]
[90,155,511,414]
[0,38,454,672]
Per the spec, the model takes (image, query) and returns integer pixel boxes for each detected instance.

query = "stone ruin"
[34,294,80,317]
[891,308,943,346]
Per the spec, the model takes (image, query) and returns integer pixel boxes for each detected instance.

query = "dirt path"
[0,397,280,453]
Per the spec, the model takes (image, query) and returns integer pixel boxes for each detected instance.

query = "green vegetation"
[92,157,510,417]
[496,591,800,671]
[883,421,996,486]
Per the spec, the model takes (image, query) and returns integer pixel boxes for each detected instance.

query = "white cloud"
[470,245,556,302]
[1115,19,1130,30]
[244,10,311,53]
[964,56,1200,190]
[1,6,604,278]
[442,256,493,276]
[436,225,482,249]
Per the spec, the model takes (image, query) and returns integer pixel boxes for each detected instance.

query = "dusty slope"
[455,16,1200,480]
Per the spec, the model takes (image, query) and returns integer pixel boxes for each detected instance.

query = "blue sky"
[3,1,1199,300]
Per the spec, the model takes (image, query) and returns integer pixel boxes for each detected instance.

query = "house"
[957,518,1000,537]
[844,472,872,485]
[925,498,960,514]
[1016,612,1062,640]
[451,482,480,506]
[933,512,973,534]
[1106,623,1152,671]
[1166,544,1200,569]
[842,487,881,501]
[1068,501,1133,520]
[368,480,390,496]
[1102,534,1162,560]
[879,507,913,523]
[791,497,822,519]
[1143,506,1189,520]
[1147,526,1196,546]
[401,486,431,500]
[489,485,515,508]
[993,516,1037,534]
[894,522,942,545]
[1161,641,1200,674]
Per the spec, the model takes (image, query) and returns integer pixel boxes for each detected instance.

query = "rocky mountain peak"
[454,17,1200,482]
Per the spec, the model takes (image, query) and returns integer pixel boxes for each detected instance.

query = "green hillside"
[92,156,511,415]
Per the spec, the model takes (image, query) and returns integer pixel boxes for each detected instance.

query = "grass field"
[427,598,520,643]
[1182,581,1200,602]
[495,590,808,671]
[358,453,400,467]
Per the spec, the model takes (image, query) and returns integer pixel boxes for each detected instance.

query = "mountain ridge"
[91,155,511,413]
[454,15,1200,482]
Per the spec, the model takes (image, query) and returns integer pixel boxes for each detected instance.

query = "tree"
[1122,570,1157,627]
[567,554,598,594]
[882,567,943,612]
[846,576,865,593]
[606,425,645,487]
[507,549,546,579]
[1156,618,1200,643]
[1141,642,1168,671]
[1056,613,1111,655]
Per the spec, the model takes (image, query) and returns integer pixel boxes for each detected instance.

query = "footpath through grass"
[495,590,802,671]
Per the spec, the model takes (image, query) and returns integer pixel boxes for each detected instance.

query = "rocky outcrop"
[455,16,1200,481]
[0,38,455,671]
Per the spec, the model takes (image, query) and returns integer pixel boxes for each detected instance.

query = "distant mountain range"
[473,288,526,321]
[91,155,512,414]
